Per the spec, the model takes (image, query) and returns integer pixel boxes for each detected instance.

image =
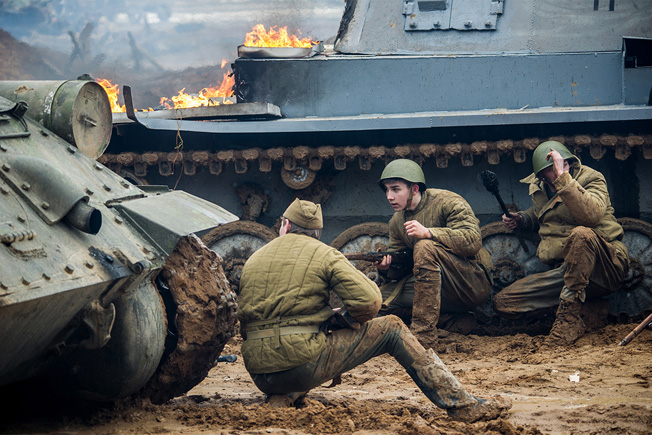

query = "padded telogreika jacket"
[519,161,628,265]
[238,233,381,374]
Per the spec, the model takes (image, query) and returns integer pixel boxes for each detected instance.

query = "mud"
[2,322,651,435]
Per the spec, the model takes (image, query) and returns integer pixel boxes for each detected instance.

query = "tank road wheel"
[330,222,390,287]
[609,218,652,319]
[477,222,550,331]
[281,164,316,190]
[481,222,547,290]
[140,234,238,404]
[202,221,277,295]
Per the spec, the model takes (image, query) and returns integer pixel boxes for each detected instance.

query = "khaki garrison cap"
[283,198,323,229]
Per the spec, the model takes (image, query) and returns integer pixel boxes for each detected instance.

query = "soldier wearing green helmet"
[375,159,493,349]
[494,141,629,346]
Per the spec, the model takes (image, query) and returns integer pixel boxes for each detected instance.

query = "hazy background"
[0,0,344,107]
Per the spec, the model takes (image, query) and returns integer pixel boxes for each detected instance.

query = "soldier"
[238,198,511,422]
[376,159,493,348]
[494,141,629,346]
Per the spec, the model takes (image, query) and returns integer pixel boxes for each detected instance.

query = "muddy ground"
[1,322,651,435]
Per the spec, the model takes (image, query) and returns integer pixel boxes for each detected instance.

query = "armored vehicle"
[0,79,239,403]
[104,1,652,323]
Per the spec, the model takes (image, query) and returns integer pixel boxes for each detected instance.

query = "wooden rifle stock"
[618,312,652,346]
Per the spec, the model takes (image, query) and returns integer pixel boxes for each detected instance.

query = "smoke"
[0,0,344,73]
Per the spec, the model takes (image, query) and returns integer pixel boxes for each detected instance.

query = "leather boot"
[265,391,308,408]
[410,272,441,349]
[406,349,512,422]
[447,395,513,423]
[545,298,586,346]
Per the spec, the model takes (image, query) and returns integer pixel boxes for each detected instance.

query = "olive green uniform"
[380,188,492,325]
[238,233,488,412]
[493,163,629,318]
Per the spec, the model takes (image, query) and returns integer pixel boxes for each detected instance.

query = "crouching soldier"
[375,159,493,348]
[494,141,629,346]
[238,198,511,422]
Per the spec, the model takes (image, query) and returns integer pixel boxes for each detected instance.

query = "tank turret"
[0,79,239,403]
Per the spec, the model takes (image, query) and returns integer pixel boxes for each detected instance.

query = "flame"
[96,78,125,112]
[244,24,316,48]
[159,72,235,110]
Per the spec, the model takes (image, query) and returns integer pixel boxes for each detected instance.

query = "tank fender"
[0,155,100,230]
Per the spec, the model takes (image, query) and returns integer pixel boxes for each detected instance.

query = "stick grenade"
[480,170,529,253]
[618,312,652,346]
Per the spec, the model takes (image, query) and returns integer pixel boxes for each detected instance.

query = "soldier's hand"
[404,220,431,239]
[546,149,567,177]
[502,213,522,230]
[376,254,391,271]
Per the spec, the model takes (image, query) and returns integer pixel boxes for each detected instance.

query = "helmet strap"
[406,183,415,210]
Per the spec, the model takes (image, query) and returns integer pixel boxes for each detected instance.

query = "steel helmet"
[378,159,426,191]
[532,141,579,176]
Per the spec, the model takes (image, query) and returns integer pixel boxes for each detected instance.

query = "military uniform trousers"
[379,240,491,321]
[493,227,629,318]
[249,315,477,410]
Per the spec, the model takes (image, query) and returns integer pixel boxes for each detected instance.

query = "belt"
[246,325,320,340]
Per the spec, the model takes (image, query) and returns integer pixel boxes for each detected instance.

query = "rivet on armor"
[464,20,472,28]
[142,245,151,254]
[42,273,51,280]
[64,264,75,274]
[103,184,112,191]
[39,129,48,137]
[121,180,130,188]
[41,201,49,210]
[0,144,7,152]
[85,188,94,195]
[0,281,7,289]
[485,21,492,28]
[410,21,417,28]
[114,216,123,224]
[17,215,26,223]
[434,21,441,28]
[21,277,30,285]
[95,163,103,170]
[85,261,94,269]
[21,182,30,191]
[67,146,76,154]
[0,186,8,194]
[2,163,10,171]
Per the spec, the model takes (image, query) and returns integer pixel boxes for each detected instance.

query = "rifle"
[480,170,529,253]
[343,250,414,279]
[618,312,652,346]
[344,250,413,265]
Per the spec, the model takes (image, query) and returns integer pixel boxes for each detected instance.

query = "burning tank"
[0,79,239,403]
[103,1,652,325]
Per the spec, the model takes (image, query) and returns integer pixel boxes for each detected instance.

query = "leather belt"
[246,325,320,340]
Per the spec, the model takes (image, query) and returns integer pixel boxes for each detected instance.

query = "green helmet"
[378,159,426,191]
[532,141,579,175]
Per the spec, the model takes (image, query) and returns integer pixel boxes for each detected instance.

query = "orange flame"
[96,78,125,112]
[244,24,316,48]
[159,72,235,109]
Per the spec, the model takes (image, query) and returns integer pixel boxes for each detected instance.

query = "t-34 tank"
[0,79,239,403]
[105,1,652,323]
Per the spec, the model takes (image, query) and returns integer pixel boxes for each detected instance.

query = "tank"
[0,79,239,404]
[102,1,652,323]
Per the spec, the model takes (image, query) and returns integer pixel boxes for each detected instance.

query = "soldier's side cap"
[283,198,323,229]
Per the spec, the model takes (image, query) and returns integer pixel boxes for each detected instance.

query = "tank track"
[99,133,652,179]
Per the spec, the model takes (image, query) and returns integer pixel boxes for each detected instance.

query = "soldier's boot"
[406,348,512,423]
[265,391,308,408]
[410,272,441,349]
[544,297,586,347]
